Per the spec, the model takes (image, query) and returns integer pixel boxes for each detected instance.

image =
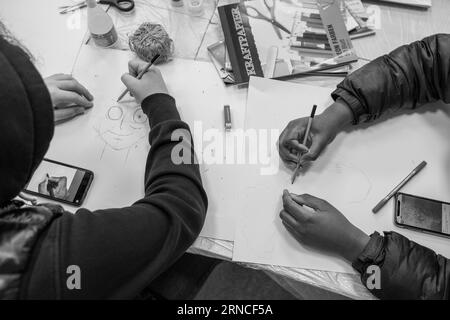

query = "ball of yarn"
[128,22,174,64]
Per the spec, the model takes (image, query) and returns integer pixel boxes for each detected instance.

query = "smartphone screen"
[396,193,450,237]
[24,159,93,206]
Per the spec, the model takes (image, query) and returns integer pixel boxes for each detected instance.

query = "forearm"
[332,34,450,124]
[140,92,208,249]
[353,231,450,300]
[25,94,207,299]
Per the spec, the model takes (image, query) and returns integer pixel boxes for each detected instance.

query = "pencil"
[372,161,427,213]
[291,104,317,184]
[117,54,160,102]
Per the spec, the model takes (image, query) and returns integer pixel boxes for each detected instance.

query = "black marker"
[372,161,427,213]
[224,105,232,131]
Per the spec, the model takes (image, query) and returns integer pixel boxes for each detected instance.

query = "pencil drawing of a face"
[95,101,149,151]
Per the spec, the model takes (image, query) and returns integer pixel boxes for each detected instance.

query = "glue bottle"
[171,0,184,7]
[87,0,118,47]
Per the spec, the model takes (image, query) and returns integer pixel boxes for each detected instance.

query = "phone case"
[394,192,450,239]
[23,158,94,207]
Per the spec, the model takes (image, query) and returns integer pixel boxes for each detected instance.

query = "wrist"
[322,99,353,131]
[342,227,370,263]
[141,93,180,126]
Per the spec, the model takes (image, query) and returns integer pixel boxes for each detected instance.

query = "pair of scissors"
[246,0,291,39]
[59,0,135,14]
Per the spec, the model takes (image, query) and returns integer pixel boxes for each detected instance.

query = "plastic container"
[87,0,118,47]
[187,0,204,16]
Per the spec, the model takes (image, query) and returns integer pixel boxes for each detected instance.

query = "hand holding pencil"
[291,104,317,184]
[119,55,169,104]
[278,100,354,173]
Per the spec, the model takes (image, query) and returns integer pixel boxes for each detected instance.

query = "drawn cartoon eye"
[133,109,147,124]
[107,106,123,120]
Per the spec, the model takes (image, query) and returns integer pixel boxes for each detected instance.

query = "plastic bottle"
[87,0,118,47]
[171,0,184,7]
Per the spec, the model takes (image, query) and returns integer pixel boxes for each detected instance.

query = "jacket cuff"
[352,231,384,273]
[141,93,180,127]
[331,88,368,125]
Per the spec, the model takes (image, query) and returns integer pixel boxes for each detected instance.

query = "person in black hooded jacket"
[278,34,450,300]
[0,27,210,299]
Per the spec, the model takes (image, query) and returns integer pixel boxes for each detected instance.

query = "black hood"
[0,36,54,206]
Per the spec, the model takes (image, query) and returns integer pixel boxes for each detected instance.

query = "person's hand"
[278,100,353,169]
[280,190,369,262]
[44,74,94,124]
[120,58,169,104]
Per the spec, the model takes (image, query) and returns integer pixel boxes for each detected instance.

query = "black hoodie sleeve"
[23,94,207,299]
[331,34,450,124]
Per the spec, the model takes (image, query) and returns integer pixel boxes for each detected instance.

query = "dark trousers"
[137,253,221,300]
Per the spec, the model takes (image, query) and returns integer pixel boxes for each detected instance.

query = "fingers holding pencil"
[119,56,169,104]
[291,104,317,184]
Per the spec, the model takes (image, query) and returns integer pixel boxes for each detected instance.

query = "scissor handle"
[100,0,135,12]
[264,0,275,11]
[246,6,265,20]
[272,21,291,35]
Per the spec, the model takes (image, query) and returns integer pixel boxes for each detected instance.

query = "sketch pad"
[232,76,450,273]
[46,45,245,241]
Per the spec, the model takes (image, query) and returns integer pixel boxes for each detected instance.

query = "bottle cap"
[87,0,97,8]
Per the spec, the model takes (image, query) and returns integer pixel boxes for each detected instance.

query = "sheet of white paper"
[233,76,450,274]
[0,0,88,77]
[46,45,247,241]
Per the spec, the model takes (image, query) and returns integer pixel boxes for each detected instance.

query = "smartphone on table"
[23,158,94,206]
[395,192,450,239]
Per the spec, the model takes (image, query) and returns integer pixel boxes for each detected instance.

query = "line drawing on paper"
[93,100,149,161]
[332,162,373,205]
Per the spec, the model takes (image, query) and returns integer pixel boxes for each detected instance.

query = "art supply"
[171,0,184,7]
[372,161,427,213]
[87,0,118,47]
[224,105,232,131]
[275,61,352,81]
[246,0,291,39]
[207,41,235,84]
[59,0,135,14]
[117,54,160,102]
[128,23,173,64]
[186,0,204,16]
[377,0,431,9]
[349,26,376,40]
[218,1,356,84]
[291,104,317,184]
[264,46,278,78]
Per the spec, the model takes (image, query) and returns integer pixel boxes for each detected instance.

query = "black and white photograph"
[0,0,449,309]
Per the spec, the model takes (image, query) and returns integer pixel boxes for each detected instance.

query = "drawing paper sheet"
[46,45,247,241]
[233,76,450,273]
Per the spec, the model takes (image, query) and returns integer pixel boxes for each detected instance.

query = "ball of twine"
[128,22,174,64]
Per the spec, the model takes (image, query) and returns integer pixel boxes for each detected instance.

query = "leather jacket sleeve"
[353,232,449,300]
[332,34,450,299]
[332,34,450,124]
